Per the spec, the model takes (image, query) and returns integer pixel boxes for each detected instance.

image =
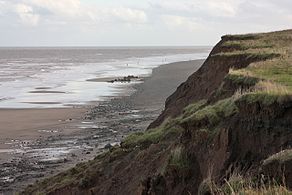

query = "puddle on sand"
[25,147,75,162]
[81,121,94,124]
[0,149,24,154]
[77,125,101,129]
[0,176,14,183]
[76,122,107,129]
[130,114,142,118]
[38,129,59,133]
[4,139,20,145]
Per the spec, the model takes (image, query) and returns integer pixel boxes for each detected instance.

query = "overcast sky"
[0,0,291,46]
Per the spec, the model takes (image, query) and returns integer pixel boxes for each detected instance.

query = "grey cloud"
[0,0,291,46]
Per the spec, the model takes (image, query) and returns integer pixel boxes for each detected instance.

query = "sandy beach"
[0,59,204,193]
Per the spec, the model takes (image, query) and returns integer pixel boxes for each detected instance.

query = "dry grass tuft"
[198,172,292,195]
[254,80,291,95]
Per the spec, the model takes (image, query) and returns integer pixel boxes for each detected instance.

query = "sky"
[0,0,291,46]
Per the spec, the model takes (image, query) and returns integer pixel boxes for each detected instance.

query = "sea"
[0,47,211,108]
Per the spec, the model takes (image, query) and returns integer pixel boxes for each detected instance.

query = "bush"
[121,120,183,149]
[181,98,238,126]
[168,146,189,169]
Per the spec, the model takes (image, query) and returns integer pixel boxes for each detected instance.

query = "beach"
[0,108,86,146]
[0,59,204,193]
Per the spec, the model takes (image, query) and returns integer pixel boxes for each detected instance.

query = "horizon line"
[0,45,212,48]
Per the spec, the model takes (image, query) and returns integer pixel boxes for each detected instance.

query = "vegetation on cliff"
[23,30,292,195]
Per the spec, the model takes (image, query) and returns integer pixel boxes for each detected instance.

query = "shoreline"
[0,49,210,109]
[0,59,204,193]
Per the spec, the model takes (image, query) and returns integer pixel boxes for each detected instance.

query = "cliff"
[23,30,292,195]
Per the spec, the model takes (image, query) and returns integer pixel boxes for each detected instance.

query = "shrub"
[168,146,189,169]
[121,119,183,149]
[199,174,292,195]
[183,99,208,117]
[181,98,238,126]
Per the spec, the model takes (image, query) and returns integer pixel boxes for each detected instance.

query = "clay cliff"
[23,29,292,195]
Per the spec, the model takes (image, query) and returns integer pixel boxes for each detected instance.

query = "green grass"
[121,98,237,151]
[168,146,189,169]
[230,59,292,87]
[222,40,273,50]
[23,146,134,194]
[182,99,207,117]
[238,93,278,105]
[181,98,238,126]
[121,119,183,149]
[222,34,260,41]
[213,50,281,61]
[225,73,258,86]
[25,165,81,194]
[249,61,292,88]
[237,92,292,105]
[217,30,292,104]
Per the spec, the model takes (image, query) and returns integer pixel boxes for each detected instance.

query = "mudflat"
[0,108,86,148]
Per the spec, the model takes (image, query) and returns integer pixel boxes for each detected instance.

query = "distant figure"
[126,63,129,67]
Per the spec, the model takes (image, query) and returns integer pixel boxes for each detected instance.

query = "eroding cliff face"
[23,30,292,195]
[149,35,278,129]
[143,99,292,194]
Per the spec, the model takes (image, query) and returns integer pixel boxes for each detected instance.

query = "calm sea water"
[0,47,211,108]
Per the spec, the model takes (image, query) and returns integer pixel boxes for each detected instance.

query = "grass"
[239,187,292,195]
[181,97,238,127]
[218,30,292,104]
[225,72,258,86]
[121,119,183,149]
[228,65,292,104]
[212,46,282,61]
[198,173,292,195]
[168,146,189,169]
[235,80,292,105]
[255,80,290,95]
[182,99,208,117]
[23,145,134,194]
[238,93,279,105]
[121,98,237,152]
[25,164,84,194]
[230,59,292,90]
[222,34,260,41]
[222,40,273,50]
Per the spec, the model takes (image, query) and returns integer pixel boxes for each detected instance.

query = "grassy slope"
[223,30,292,102]
[23,30,292,194]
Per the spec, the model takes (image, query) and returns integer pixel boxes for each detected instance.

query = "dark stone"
[104,143,113,149]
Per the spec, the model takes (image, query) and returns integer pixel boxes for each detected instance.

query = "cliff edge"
[23,30,292,195]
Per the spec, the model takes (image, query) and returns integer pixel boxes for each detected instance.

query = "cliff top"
[222,29,292,103]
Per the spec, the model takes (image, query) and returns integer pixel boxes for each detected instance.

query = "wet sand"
[0,59,204,193]
[0,108,86,148]
[132,60,204,109]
